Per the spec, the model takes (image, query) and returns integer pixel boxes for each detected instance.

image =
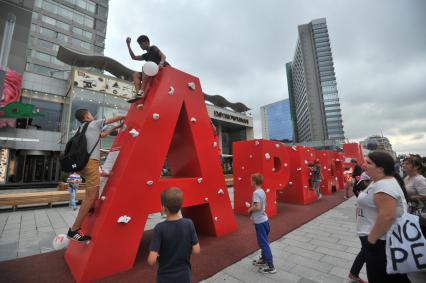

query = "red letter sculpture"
[65,67,237,282]
[233,140,290,217]
[279,146,319,205]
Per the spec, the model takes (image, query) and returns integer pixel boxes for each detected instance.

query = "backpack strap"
[75,121,91,137]
[79,121,100,156]
[89,135,100,155]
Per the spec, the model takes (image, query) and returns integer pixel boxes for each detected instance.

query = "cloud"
[412,134,424,141]
[105,0,426,155]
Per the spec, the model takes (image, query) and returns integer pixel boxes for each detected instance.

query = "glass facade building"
[28,0,108,79]
[261,99,294,142]
[0,0,110,185]
[287,18,345,143]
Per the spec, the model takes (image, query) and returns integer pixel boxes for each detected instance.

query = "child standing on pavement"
[67,172,82,210]
[148,187,200,283]
[248,173,277,274]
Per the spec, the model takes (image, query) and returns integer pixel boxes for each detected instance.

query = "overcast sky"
[104,0,426,156]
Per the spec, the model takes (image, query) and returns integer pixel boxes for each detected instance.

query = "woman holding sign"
[356,151,411,283]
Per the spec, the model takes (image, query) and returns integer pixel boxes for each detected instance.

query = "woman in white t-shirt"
[402,155,426,203]
[356,151,411,283]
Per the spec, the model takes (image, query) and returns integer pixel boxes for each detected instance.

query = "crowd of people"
[344,152,426,283]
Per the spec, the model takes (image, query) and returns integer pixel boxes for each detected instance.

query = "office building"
[287,18,345,143]
[260,99,294,142]
[0,0,109,185]
[361,135,397,159]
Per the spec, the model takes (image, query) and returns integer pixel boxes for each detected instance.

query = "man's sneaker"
[348,273,367,283]
[67,228,91,242]
[252,258,267,266]
[258,266,277,274]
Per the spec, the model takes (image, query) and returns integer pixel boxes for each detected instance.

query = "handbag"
[385,211,426,274]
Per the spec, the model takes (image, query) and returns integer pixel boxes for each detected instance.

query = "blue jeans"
[255,220,273,267]
[68,186,77,208]
[313,181,321,196]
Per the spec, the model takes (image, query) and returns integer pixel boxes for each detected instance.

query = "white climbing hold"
[190,117,197,123]
[266,189,270,193]
[272,168,276,172]
[101,196,106,201]
[304,186,308,189]
[284,163,288,167]
[152,113,160,120]
[204,197,209,202]
[214,216,218,221]
[249,154,253,159]
[117,215,131,224]
[304,160,308,164]
[275,144,280,148]
[265,153,271,160]
[289,181,293,185]
[217,189,224,195]
[238,177,242,181]
[291,146,297,151]
[245,202,251,208]
[255,141,260,146]
[241,166,245,170]
[197,178,203,184]
[129,128,139,138]
[136,103,143,110]
[168,86,175,95]
[213,141,217,148]
[188,82,196,90]
[146,180,154,186]
[297,167,302,171]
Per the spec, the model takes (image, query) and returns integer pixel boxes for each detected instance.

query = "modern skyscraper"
[287,18,345,143]
[260,99,294,142]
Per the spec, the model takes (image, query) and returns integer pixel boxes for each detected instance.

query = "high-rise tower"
[287,18,345,142]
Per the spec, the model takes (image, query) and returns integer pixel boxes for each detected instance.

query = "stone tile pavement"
[201,197,426,283]
[0,207,165,261]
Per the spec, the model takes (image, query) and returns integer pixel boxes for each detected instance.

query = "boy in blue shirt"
[148,187,200,283]
[248,173,276,274]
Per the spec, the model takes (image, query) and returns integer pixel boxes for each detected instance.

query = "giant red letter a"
[65,67,237,282]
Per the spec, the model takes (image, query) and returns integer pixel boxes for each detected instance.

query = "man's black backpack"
[60,122,100,172]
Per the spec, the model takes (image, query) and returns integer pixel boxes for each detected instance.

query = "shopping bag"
[386,212,426,274]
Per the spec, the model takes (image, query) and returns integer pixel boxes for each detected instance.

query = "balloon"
[142,61,159,76]
[52,234,70,250]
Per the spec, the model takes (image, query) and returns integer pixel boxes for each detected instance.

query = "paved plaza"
[0,192,425,282]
